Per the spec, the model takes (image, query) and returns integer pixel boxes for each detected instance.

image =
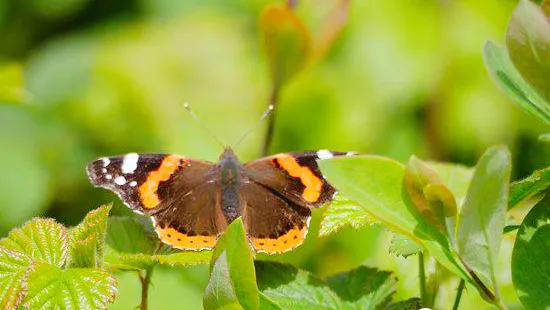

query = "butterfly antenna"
[182,102,225,148]
[234,104,274,149]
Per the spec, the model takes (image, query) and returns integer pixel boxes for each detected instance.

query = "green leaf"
[0,218,68,267]
[512,200,550,310]
[68,204,112,268]
[255,261,342,309]
[457,146,511,296]
[319,156,470,282]
[483,40,550,124]
[204,218,259,310]
[259,4,311,89]
[404,156,457,234]
[325,266,396,309]
[0,63,31,105]
[539,133,550,142]
[509,167,550,210]
[389,234,423,258]
[384,298,422,310]
[428,162,474,204]
[105,216,159,255]
[507,0,550,108]
[103,217,210,270]
[319,193,376,237]
[23,262,117,309]
[0,246,32,309]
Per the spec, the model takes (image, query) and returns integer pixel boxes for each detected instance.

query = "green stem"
[452,279,465,310]
[139,267,154,310]
[261,86,281,157]
[418,252,427,306]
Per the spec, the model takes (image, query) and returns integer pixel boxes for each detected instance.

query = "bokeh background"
[0,0,548,308]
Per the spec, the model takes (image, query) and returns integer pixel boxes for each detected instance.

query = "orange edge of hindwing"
[250,225,308,254]
[155,225,217,251]
[274,154,323,202]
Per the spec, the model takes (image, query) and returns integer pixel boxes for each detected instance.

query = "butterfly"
[87,148,355,253]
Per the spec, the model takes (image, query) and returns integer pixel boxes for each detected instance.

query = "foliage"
[0,205,117,309]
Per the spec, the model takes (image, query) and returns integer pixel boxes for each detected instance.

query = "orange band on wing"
[250,225,308,254]
[275,155,323,202]
[155,225,217,250]
[139,155,186,209]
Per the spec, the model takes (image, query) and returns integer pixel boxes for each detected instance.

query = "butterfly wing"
[87,153,227,250]
[241,150,354,253]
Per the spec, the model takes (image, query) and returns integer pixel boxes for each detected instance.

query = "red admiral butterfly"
[87,104,356,253]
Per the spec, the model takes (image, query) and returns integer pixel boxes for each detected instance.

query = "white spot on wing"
[101,157,110,167]
[129,181,137,187]
[102,168,107,173]
[106,174,112,180]
[114,175,126,185]
[121,153,139,174]
[317,149,334,159]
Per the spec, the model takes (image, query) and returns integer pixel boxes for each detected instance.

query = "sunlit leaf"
[319,156,470,282]
[204,218,259,310]
[539,133,550,142]
[512,200,550,310]
[0,63,31,105]
[389,234,423,258]
[0,246,32,309]
[325,266,396,309]
[69,204,112,268]
[507,0,550,106]
[484,40,550,124]
[457,146,511,296]
[255,261,342,309]
[509,167,550,210]
[23,262,117,309]
[428,162,474,205]
[404,156,457,234]
[319,194,376,237]
[0,218,68,267]
[259,4,311,89]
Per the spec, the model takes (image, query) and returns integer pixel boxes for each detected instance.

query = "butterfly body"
[87,148,354,253]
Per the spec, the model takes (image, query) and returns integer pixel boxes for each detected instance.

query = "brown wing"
[239,182,311,254]
[87,153,226,250]
[244,151,351,208]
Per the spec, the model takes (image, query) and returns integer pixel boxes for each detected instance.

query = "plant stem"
[418,253,427,306]
[261,86,281,157]
[139,267,154,310]
[452,279,465,310]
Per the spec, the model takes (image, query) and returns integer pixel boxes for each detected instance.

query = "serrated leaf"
[23,262,117,310]
[0,246,32,309]
[319,194,376,237]
[0,63,31,105]
[389,234,423,258]
[69,204,112,268]
[509,167,550,210]
[484,40,550,124]
[0,218,68,267]
[260,4,311,89]
[255,261,342,309]
[457,146,511,297]
[507,0,550,108]
[512,200,550,310]
[204,218,259,310]
[325,266,396,309]
[318,156,470,282]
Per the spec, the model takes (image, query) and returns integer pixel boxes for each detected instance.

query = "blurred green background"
[0,0,547,308]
